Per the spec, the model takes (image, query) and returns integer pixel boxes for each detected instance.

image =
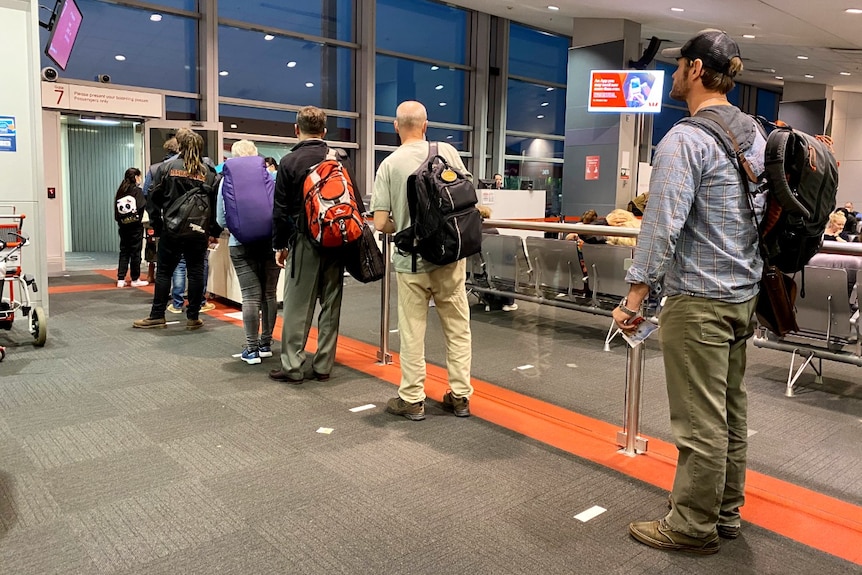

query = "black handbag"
[345,224,386,283]
[755,265,799,337]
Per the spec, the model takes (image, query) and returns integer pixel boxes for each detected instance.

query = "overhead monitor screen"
[588,70,664,113]
[45,0,84,71]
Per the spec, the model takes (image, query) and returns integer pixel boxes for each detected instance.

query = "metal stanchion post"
[377,233,393,365]
[617,341,648,455]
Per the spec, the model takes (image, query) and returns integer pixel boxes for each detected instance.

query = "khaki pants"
[395,259,473,403]
[661,294,757,537]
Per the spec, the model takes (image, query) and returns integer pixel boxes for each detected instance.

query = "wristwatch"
[618,297,639,317]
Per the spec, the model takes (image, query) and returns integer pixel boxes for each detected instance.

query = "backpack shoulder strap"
[689,109,759,185]
[429,141,438,159]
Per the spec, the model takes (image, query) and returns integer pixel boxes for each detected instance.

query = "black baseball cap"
[661,29,741,75]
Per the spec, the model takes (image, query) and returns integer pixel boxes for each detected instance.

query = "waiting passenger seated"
[565,209,607,243]
[604,209,641,247]
[824,210,851,243]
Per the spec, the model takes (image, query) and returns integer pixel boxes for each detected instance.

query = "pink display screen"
[45,0,84,70]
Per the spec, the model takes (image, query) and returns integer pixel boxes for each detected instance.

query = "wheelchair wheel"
[31,306,47,347]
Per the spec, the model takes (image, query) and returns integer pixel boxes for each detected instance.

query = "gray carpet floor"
[0,272,859,574]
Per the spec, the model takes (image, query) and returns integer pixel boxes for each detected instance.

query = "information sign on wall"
[0,116,16,152]
[41,82,164,118]
[585,155,600,180]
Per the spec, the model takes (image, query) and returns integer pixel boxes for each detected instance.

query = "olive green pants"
[660,294,757,537]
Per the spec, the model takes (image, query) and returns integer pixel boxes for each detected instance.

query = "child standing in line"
[114,167,149,288]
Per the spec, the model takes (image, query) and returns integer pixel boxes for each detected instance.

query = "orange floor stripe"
[49,280,862,564]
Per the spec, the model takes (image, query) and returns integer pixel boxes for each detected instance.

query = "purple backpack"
[222,156,274,244]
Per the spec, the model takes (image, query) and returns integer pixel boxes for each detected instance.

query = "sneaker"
[167,304,183,314]
[502,303,519,312]
[386,397,425,421]
[200,302,216,313]
[130,279,149,287]
[133,317,166,329]
[186,318,203,331]
[117,280,126,288]
[441,391,471,417]
[240,348,261,365]
[258,345,273,358]
[628,519,720,555]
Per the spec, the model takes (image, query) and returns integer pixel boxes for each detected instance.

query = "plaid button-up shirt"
[626,110,766,302]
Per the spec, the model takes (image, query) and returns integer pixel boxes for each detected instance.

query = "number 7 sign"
[40,82,70,109]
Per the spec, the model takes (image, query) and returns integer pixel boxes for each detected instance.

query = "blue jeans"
[171,255,209,309]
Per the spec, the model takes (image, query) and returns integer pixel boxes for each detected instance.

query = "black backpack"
[685,110,838,274]
[394,142,483,271]
[163,183,213,240]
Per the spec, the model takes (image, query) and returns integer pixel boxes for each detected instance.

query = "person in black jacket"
[114,167,148,288]
[269,105,365,383]
[134,129,221,331]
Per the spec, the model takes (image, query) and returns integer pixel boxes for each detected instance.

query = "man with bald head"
[371,100,474,421]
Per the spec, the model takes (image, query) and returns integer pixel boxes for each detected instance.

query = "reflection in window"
[508,23,569,84]
[506,79,566,135]
[166,97,199,121]
[220,104,355,142]
[219,26,354,112]
[376,56,467,125]
[376,0,468,64]
[375,121,468,152]
[505,136,563,159]
[38,0,197,93]
[139,0,196,10]
[218,0,353,42]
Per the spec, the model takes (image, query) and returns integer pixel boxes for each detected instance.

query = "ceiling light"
[541,102,549,107]
[439,102,447,106]
[431,66,439,70]
[435,84,444,90]
[286,61,297,68]
[114,54,126,61]
[264,34,275,41]
[797,55,809,60]
[80,118,121,126]
[742,34,756,39]
[840,71,852,76]
[150,14,162,22]
[219,70,229,76]
[446,135,454,139]
[845,8,862,14]
[804,74,815,78]
[305,82,314,87]
[546,87,554,92]
[537,115,545,119]
[230,124,237,129]
[547,5,559,10]
[775,76,784,80]
[670,7,684,12]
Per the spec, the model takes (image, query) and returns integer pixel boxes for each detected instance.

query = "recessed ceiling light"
[264,34,275,41]
[439,102,447,106]
[546,87,554,92]
[804,74,815,78]
[219,70,229,76]
[305,82,314,87]
[230,124,237,129]
[670,7,684,12]
[775,76,783,80]
[446,135,454,139]
[547,5,559,10]
[537,115,545,119]
[431,65,439,70]
[797,55,809,60]
[541,102,549,106]
[435,84,444,90]
[742,34,756,39]
[114,54,126,61]
[845,8,862,14]
[150,14,162,22]
[286,61,297,68]
[840,71,852,76]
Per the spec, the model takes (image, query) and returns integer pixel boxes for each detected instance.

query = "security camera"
[96,74,111,84]
[41,67,58,82]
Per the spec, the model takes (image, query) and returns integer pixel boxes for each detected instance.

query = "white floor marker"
[515,364,534,371]
[165,321,180,326]
[224,311,244,320]
[574,505,607,522]
[349,404,376,413]
[747,429,758,437]
[566,363,578,368]
[316,427,334,435]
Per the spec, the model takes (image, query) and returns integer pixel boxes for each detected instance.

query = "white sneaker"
[166,304,183,314]
[200,302,216,313]
[502,303,519,312]
[117,280,126,288]
[130,279,149,287]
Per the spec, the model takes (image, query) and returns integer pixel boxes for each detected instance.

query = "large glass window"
[218,0,353,42]
[219,25,354,112]
[375,56,466,125]
[508,24,568,84]
[506,80,566,135]
[375,121,468,151]
[376,0,468,64]
[142,0,197,9]
[220,104,355,142]
[39,0,197,93]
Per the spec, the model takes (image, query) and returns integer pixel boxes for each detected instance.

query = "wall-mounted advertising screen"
[588,70,664,113]
[45,0,84,71]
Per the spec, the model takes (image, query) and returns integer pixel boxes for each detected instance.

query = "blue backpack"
[221,156,275,244]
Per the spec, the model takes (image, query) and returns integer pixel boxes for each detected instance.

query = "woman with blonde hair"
[824,210,850,242]
[604,208,641,246]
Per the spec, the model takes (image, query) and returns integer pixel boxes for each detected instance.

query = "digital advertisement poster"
[588,70,664,113]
